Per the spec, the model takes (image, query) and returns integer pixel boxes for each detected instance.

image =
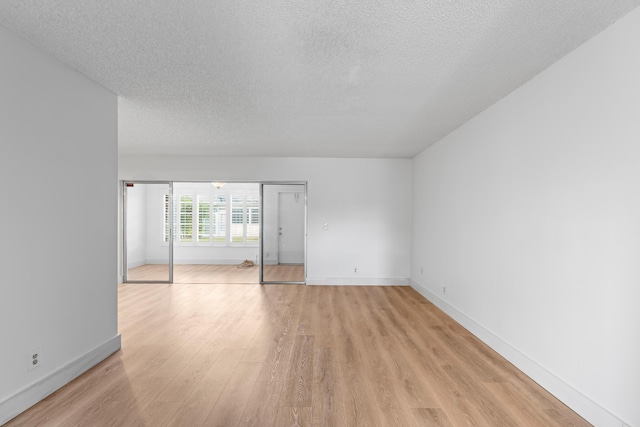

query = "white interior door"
[278,192,305,264]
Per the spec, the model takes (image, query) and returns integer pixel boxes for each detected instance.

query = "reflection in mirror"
[171,182,260,284]
[261,184,306,283]
[125,182,172,282]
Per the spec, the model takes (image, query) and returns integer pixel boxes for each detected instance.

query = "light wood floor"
[126,264,305,284]
[6,284,590,426]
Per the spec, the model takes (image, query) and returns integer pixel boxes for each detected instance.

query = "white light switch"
[323,223,329,230]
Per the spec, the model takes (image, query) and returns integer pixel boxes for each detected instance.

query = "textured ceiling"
[1,1,639,158]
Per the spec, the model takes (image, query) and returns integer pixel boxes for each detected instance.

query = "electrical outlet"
[322,223,329,230]
[28,348,41,371]
[354,267,358,273]
[442,286,446,294]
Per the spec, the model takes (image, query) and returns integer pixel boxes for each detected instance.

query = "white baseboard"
[410,279,626,427]
[307,277,410,286]
[0,335,122,425]
[147,259,254,265]
[174,259,246,265]
[126,259,146,269]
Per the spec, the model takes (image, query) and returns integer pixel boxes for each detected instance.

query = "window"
[163,194,176,243]
[247,195,260,243]
[164,190,258,246]
[197,195,211,242]
[212,194,227,244]
[178,195,193,242]
[231,195,244,243]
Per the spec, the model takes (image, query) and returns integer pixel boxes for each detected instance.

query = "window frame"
[164,189,259,247]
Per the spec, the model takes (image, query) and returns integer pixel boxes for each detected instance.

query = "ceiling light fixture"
[212,182,225,189]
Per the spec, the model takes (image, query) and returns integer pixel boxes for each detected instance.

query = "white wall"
[125,183,147,268]
[412,7,640,427]
[0,24,119,423]
[119,156,412,284]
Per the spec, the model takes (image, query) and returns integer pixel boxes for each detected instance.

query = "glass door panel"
[123,182,173,283]
[260,183,306,284]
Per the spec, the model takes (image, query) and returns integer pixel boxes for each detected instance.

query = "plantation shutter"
[179,195,193,242]
[197,194,211,242]
[246,194,260,244]
[213,194,227,244]
[231,195,244,243]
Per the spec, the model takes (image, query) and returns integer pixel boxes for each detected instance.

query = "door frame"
[122,181,174,283]
[259,182,307,284]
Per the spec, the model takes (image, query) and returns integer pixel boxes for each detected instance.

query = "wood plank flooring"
[5,284,590,426]
[126,264,304,284]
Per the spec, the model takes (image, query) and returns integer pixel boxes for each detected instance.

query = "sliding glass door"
[260,183,306,284]
[123,182,173,283]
